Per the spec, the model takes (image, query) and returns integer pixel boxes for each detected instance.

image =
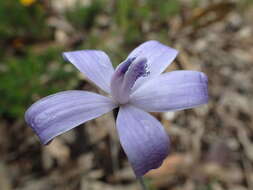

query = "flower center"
[110,56,149,104]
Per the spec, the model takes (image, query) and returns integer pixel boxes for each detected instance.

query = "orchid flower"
[25,40,208,176]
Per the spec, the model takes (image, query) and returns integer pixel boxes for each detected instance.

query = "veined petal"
[25,90,117,144]
[63,50,114,93]
[110,57,149,104]
[116,105,170,176]
[127,40,178,91]
[130,71,208,112]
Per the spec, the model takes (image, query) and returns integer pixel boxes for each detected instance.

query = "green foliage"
[147,0,180,19]
[0,48,77,118]
[238,0,253,9]
[114,0,181,46]
[115,0,135,30]
[0,0,50,40]
[191,0,201,8]
[196,183,214,190]
[65,0,104,30]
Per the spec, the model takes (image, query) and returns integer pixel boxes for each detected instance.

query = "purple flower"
[25,40,208,176]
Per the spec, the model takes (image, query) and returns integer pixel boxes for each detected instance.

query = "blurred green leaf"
[65,0,104,30]
[0,0,50,41]
[0,48,77,118]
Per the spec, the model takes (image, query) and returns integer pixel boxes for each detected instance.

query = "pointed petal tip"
[135,161,166,177]
[131,71,209,112]
[61,50,114,93]
[62,52,69,61]
[199,72,209,103]
[25,109,50,145]
[134,149,169,177]
[24,90,117,145]
[200,72,208,83]
[116,105,170,177]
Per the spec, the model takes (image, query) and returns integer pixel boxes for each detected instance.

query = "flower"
[20,0,36,6]
[25,40,208,176]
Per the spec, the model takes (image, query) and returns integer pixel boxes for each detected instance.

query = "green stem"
[138,177,149,190]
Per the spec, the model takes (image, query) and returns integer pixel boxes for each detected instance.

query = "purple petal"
[110,57,149,104]
[63,50,114,93]
[130,71,208,112]
[25,90,117,144]
[127,40,178,91]
[116,105,170,176]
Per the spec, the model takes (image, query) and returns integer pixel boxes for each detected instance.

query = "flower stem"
[138,177,149,190]
[111,107,120,174]
[113,107,119,119]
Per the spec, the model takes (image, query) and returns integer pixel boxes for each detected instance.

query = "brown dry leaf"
[43,138,70,166]
[86,112,115,145]
[184,2,235,29]
[145,153,192,178]
[0,162,12,190]
[201,163,244,184]
[77,153,94,172]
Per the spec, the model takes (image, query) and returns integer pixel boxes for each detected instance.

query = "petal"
[116,105,170,176]
[110,57,149,104]
[130,71,208,112]
[25,90,117,144]
[127,40,178,90]
[63,50,114,93]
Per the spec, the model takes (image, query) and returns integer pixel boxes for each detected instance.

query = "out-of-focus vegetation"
[1,0,253,190]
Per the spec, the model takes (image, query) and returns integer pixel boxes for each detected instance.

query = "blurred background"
[0,0,253,189]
